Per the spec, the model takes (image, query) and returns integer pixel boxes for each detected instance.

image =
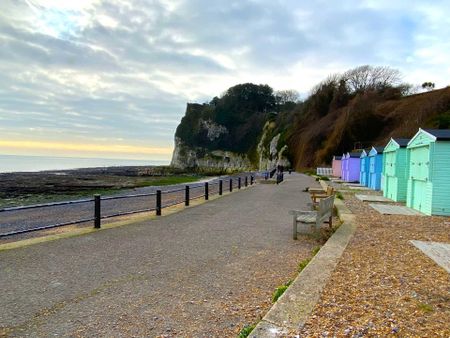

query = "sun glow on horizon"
[0,140,173,161]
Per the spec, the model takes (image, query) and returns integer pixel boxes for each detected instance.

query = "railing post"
[251,175,254,185]
[94,194,101,229]
[219,180,223,195]
[229,178,233,192]
[265,172,268,180]
[238,177,241,189]
[156,190,162,215]
[245,176,248,187]
[205,182,209,200]
[185,185,190,206]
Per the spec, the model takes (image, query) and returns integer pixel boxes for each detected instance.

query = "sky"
[0,0,449,161]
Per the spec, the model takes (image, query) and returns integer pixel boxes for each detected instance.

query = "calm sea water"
[0,154,169,173]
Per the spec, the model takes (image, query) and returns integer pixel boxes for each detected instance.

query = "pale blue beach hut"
[368,146,384,190]
[359,149,370,187]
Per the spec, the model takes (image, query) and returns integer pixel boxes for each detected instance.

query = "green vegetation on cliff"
[175,83,276,155]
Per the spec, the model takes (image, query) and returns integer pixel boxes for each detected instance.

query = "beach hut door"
[411,179,425,212]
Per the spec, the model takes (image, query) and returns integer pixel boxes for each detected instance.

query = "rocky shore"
[0,166,197,208]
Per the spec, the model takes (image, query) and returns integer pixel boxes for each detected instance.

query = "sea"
[0,154,169,173]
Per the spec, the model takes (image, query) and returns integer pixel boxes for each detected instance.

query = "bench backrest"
[326,186,334,196]
[316,195,334,227]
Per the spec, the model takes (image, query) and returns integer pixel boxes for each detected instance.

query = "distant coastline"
[0,154,170,173]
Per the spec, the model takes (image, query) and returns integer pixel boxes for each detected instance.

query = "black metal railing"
[0,173,259,237]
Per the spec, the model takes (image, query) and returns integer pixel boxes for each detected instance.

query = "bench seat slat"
[296,213,317,223]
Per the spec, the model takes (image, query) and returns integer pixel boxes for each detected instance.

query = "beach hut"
[332,155,342,177]
[382,138,410,201]
[359,149,370,187]
[344,151,362,182]
[368,147,384,190]
[340,153,347,179]
[406,129,450,216]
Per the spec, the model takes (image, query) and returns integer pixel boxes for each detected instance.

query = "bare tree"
[275,89,300,104]
[342,65,402,93]
[309,73,341,96]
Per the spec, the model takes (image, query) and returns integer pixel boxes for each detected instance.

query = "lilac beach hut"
[344,151,362,182]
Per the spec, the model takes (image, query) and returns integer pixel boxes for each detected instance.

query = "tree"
[215,83,276,126]
[421,82,435,91]
[342,65,402,93]
[275,89,300,105]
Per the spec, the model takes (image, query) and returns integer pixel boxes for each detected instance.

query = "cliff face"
[171,84,291,171]
[171,137,254,170]
[170,117,290,171]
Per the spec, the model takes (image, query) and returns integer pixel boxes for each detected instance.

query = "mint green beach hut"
[382,138,410,202]
[406,129,450,216]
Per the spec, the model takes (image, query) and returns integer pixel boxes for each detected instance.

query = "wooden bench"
[289,195,335,239]
[310,186,334,206]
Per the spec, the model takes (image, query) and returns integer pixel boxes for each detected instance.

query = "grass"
[298,258,312,273]
[238,324,256,338]
[135,175,201,187]
[311,245,321,256]
[336,191,344,200]
[298,246,321,273]
[0,175,203,208]
[417,302,434,313]
[272,280,292,302]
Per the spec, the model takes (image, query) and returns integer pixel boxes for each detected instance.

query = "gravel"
[298,190,450,337]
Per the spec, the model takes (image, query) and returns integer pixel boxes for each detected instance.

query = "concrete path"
[410,240,450,273]
[0,173,318,337]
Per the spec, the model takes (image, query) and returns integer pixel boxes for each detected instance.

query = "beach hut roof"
[423,129,450,140]
[360,149,368,158]
[408,128,450,146]
[348,151,363,158]
[392,138,410,147]
[373,146,385,153]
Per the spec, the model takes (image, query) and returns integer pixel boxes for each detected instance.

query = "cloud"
[0,0,449,160]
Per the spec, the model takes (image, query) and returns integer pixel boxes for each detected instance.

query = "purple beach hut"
[344,151,362,182]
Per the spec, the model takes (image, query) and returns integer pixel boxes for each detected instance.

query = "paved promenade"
[0,174,318,337]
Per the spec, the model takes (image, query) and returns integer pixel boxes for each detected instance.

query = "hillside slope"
[290,87,450,168]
